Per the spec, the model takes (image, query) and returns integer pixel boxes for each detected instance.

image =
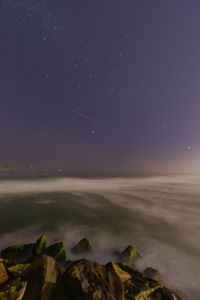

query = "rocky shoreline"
[0,235,182,299]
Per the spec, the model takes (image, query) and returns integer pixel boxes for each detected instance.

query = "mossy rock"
[44,242,66,261]
[1,243,34,263]
[34,235,46,256]
[1,245,24,263]
[118,245,139,263]
[144,267,162,282]
[72,237,92,254]
[118,262,128,268]
[106,261,131,283]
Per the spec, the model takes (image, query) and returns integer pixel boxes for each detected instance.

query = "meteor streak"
[68,107,102,126]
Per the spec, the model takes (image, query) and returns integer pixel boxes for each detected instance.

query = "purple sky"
[0,0,199,174]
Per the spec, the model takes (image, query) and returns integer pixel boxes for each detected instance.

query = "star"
[186,146,192,150]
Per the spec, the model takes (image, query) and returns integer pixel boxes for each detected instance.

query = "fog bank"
[0,174,199,299]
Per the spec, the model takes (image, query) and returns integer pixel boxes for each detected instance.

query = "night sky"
[0,0,199,174]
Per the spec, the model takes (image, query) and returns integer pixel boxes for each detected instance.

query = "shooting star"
[68,107,102,126]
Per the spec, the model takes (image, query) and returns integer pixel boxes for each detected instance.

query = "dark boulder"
[44,242,66,261]
[1,245,24,263]
[1,243,35,263]
[1,235,46,264]
[116,245,140,263]
[64,259,124,299]
[72,238,92,255]
[144,267,162,281]
[22,255,66,300]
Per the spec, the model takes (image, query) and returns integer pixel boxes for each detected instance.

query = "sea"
[0,173,199,299]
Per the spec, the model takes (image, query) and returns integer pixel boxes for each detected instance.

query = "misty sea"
[0,174,199,299]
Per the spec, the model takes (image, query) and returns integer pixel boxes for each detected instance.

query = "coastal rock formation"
[0,237,181,300]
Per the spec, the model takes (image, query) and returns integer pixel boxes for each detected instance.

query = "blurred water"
[0,174,199,299]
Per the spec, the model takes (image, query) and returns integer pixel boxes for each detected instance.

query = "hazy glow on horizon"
[0,174,198,195]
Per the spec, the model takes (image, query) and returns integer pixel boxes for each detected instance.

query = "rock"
[0,278,27,300]
[1,245,24,263]
[106,262,131,283]
[117,245,139,263]
[0,236,182,300]
[117,263,181,300]
[44,242,66,261]
[1,239,64,263]
[24,256,36,264]
[63,260,73,269]
[72,238,92,255]
[113,250,120,256]
[22,255,63,300]
[20,244,35,262]
[33,235,46,256]
[64,259,124,299]
[1,244,34,263]
[149,286,181,300]
[1,235,46,264]
[144,267,162,281]
[8,264,30,278]
[0,260,9,285]
[117,263,162,299]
